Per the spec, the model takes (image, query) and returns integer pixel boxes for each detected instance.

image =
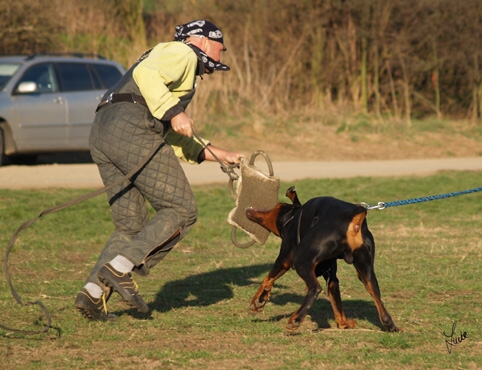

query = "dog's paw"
[286,322,300,331]
[388,325,402,333]
[248,301,266,314]
[338,318,358,329]
[286,316,301,331]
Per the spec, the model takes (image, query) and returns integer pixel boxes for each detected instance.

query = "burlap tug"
[227,151,280,248]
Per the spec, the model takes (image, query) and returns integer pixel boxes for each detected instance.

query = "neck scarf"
[186,43,230,74]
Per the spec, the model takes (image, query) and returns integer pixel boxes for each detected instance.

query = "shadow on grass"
[151,263,272,311]
[110,263,272,321]
[254,293,382,331]
[143,263,384,331]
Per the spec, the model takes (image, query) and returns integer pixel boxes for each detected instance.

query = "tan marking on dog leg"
[249,260,291,314]
[357,272,401,332]
[327,280,358,329]
[249,275,274,313]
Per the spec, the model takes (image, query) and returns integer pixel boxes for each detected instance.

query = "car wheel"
[0,127,6,166]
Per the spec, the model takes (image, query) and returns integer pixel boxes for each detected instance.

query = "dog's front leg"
[249,255,291,314]
[249,276,276,313]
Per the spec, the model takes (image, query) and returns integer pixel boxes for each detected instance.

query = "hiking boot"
[97,263,149,313]
[75,288,116,322]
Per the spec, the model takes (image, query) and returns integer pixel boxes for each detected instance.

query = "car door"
[56,62,123,149]
[55,62,99,150]
[13,63,68,151]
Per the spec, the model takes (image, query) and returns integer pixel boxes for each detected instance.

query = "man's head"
[174,20,229,73]
[174,20,225,46]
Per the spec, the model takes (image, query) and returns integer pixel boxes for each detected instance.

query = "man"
[75,20,244,321]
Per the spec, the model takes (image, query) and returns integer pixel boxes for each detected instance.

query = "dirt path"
[1,157,481,189]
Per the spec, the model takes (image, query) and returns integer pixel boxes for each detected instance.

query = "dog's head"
[246,186,301,237]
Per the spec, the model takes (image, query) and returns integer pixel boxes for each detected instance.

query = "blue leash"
[360,186,482,210]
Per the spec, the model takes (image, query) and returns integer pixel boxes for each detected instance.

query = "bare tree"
[0,0,63,54]
[3,0,481,121]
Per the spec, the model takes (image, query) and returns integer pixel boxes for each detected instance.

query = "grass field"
[1,171,481,369]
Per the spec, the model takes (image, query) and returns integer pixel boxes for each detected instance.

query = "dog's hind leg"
[352,248,400,332]
[322,264,358,330]
[287,263,322,330]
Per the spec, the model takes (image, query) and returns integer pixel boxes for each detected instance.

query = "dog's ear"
[285,186,302,206]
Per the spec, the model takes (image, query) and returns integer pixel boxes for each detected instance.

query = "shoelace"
[101,293,108,314]
[119,275,140,295]
[131,279,140,293]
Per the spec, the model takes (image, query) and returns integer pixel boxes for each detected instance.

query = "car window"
[0,63,20,89]
[17,63,57,93]
[89,64,122,89]
[56,63,93,92]
[89,66,103,90]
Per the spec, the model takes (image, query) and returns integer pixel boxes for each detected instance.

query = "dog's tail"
[346,208,367,251]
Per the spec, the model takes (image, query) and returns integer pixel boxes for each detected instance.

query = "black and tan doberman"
[246,186,400,332]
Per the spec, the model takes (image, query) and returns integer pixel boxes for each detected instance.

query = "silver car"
[0,53,125,165]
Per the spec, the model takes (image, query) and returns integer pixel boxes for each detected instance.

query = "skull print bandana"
[174,20,230,72]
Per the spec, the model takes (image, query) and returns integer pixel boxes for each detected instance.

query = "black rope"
[1,140,166,335]
[2,128,239,335]
[192,131,239,181]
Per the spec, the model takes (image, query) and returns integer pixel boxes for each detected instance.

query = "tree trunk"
[386,59,400,119]
[432,39,442,119]
[373,41,381,117]
[361,36,368,113]
[473,53,481,124]
[399,53,411,127]
[360,3,370,114]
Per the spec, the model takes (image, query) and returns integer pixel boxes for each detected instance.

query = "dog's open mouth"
[245,207,262,222]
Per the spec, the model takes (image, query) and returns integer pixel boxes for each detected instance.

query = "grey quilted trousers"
[85,102,198,286]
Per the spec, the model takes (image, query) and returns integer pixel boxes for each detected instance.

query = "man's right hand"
[171,112,194,137]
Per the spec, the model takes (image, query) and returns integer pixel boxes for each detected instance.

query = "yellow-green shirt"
[133,41,209,163]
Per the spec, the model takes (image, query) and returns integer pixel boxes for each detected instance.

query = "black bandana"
[186,44,230,74]
[174,20,225,45]
[174,20,230,73]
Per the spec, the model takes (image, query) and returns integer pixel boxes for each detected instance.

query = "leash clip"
[360,201,386,211]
